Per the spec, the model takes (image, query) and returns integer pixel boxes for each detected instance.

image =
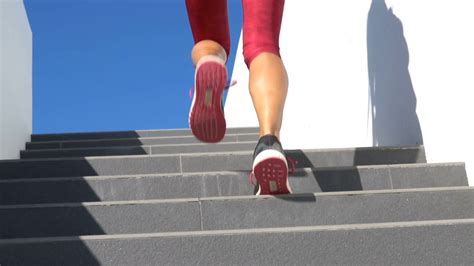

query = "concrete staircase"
[1,127,473,265]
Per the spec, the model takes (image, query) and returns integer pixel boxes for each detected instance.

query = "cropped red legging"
[185,0,285,68]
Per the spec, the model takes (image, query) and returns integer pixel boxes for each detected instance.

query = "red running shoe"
[189,56,227,143]
[250,135,292,195]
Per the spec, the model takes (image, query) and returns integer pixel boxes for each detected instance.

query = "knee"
[243,43,281,68]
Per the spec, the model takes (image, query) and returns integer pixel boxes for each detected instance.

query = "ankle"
[259,130,280,140]
[253,134,284,159]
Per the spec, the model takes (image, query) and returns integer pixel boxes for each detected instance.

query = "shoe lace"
[286,156,298,175]
[248,171,257,186]
[189,79,237,99]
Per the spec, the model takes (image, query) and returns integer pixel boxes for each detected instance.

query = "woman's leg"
[249,53,288,139]
[185,0,230,65]
[243,0,291,195]
[242,0,287,139]
[185,0,231,142]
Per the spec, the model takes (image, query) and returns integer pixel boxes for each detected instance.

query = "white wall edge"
[0,0,33,159]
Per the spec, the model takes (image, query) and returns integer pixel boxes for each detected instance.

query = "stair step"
[0,219,474,265]
[26,133,259,150]
[0,163,467,204]
[20,141,258,159]
[2,124,471,264]
[1,187,472,239]
[0,146,426,179]
[1,219,473,265]
[31,127,259,142]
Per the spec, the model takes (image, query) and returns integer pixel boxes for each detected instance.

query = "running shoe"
[251,134,292,195]
[189,55,227,143]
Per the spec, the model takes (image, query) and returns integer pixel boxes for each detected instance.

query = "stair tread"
[1,186,472,208]
[0,162,464,183]
[2,187,473,240]
[4,145,425,162]
[26,133,259,150]
[2,218,472,265]
[1,146,427,179]
[31,127,259,142]
[20,141,259,159]
[2,218,473,243]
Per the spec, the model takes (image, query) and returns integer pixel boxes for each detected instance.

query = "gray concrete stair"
[1,220,473,265]
[25,133,259,150]
[20,141,258,159]
[0,163,467,204]
[1,146,425,179]
[0,127,472,264]
[1,187,473,239]
[30,127,259,142]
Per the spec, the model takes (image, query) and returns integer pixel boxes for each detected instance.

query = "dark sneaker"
[189,55,227,143]
[251,134,292,195]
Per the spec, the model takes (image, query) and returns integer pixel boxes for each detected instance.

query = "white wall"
[0,0,32,159]
[225,0,474,185]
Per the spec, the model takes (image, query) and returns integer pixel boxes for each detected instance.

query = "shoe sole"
[253,149,292,195]
[189,61,227,143]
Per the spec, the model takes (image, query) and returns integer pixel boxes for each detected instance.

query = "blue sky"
[24,0,243,134]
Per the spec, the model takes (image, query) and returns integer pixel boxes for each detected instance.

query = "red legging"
[185,0,285,67]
